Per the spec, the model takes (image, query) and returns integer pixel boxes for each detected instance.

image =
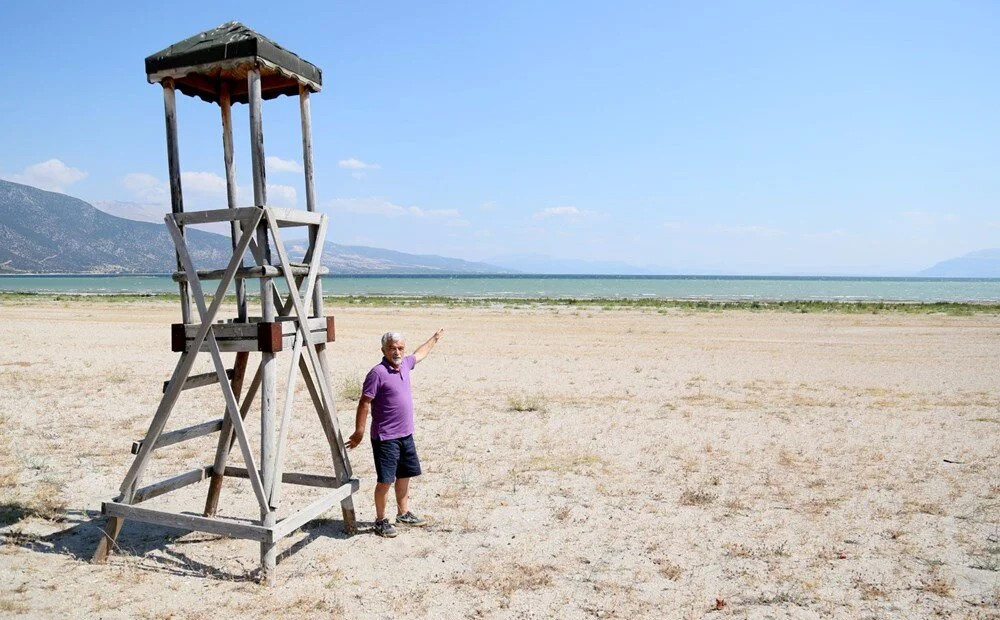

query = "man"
[348,329,444,538]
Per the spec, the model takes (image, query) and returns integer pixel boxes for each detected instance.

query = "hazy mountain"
[919,248,1000,278]
[487,252,657,275]
[0,180,512,275]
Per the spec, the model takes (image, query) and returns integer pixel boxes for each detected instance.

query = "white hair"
[381,331,404,347]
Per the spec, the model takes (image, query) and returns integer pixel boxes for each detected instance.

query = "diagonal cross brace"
[119,210,263,498]
[265,212,351,482]
[265,211,328,506]
[164,214,270,513]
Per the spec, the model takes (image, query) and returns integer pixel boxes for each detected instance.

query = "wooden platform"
[103,472,359,543]
[171,316,334,353]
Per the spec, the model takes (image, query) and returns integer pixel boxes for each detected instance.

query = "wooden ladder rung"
[163,368,235,393]
[131,418,225,454]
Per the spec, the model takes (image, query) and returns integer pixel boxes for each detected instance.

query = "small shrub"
[507,393,546,413]
[679,488,716,506]
[341,377,363,401]
[654,558,682,580]
[919,575,954,598]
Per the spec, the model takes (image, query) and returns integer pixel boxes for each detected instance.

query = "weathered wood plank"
[271,479,360,540]
[224,467,341,489]
[171,207,260,226]
[268,331,302,508]
[204,355,256,517]
[248,67,278,585]
[220,82,248,322]
[170,264,326,282]
[132,466,212,503]
[298,355,350,481]
[161,368,234,393]
[176,318,324,341]
[131,419,224,454]
[299,86,317,215]
[147,57,322,95]
[162,78,190,325]
[178,317,326,338]
[92,516,124,563]
[266,207,323,226]
[102,502,271,542]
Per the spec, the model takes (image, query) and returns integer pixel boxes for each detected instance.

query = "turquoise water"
[1,274,998,302]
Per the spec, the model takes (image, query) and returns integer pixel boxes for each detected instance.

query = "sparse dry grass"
[506,392,547,413]
[1,300,998,618]
[0,599,29,613]
[451,562,556,607]
[653,558,683,580]
[527,451,607,474]
[679,488,716,506]
[919,574,954,598]
[340,376,363,401]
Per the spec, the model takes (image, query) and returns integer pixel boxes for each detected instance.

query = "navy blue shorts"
[371,434,422,484]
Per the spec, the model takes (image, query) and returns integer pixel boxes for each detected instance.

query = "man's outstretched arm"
[413,328,444,364]
[347,396,371,449]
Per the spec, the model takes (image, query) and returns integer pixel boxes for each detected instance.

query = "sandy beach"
[1,299,998,618]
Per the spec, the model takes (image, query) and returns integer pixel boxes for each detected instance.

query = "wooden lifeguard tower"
[93,22,358,584]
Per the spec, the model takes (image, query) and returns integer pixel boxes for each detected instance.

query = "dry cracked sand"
[1,299,998,618]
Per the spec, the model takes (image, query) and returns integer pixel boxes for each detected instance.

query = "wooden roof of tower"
[144,21,322,104]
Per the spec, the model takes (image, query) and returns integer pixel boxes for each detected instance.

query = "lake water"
[1,274,998,302]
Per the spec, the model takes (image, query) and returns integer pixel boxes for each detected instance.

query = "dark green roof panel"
[144,22,322,104]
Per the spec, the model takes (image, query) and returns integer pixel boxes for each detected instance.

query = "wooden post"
[163,78,190,324]
[203,350,250,516]
[249,68,277,584]
[220,82,248,322]
[93,516,124,563]
[300,85,357,533]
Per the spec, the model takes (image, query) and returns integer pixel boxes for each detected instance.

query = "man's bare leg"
[394,477,410,515]
[375,482,392,521]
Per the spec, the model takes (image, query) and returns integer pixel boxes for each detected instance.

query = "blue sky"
[1,1,998,274]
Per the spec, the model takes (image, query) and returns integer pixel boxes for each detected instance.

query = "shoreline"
[2,291,999,314]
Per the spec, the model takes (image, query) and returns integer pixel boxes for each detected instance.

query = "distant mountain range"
[0,180,513,275]
[919,248,1000,278]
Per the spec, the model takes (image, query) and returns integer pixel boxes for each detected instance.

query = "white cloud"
[901,210,959,225]
[266,184,297,208]
[266,156,303,174]
[121,171,295,209]
[726,225,783,237]
[4,159,87,192]
[122,172,168,203]
[533,206,596,220]
[480,201,497,211]
[338,158,380,170]
[447,219,471,228]
[801,229,848,241]
[182,171,228,195]
[326,197,460,219]
[409,207,461,218]
[327,197,409,217]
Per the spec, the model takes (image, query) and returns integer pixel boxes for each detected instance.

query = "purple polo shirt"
[362,354,416,441]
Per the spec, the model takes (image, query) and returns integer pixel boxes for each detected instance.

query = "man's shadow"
[1,502,354,582]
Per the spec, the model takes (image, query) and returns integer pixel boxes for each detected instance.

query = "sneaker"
[395,511,427,527]
[373,518,398,538]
